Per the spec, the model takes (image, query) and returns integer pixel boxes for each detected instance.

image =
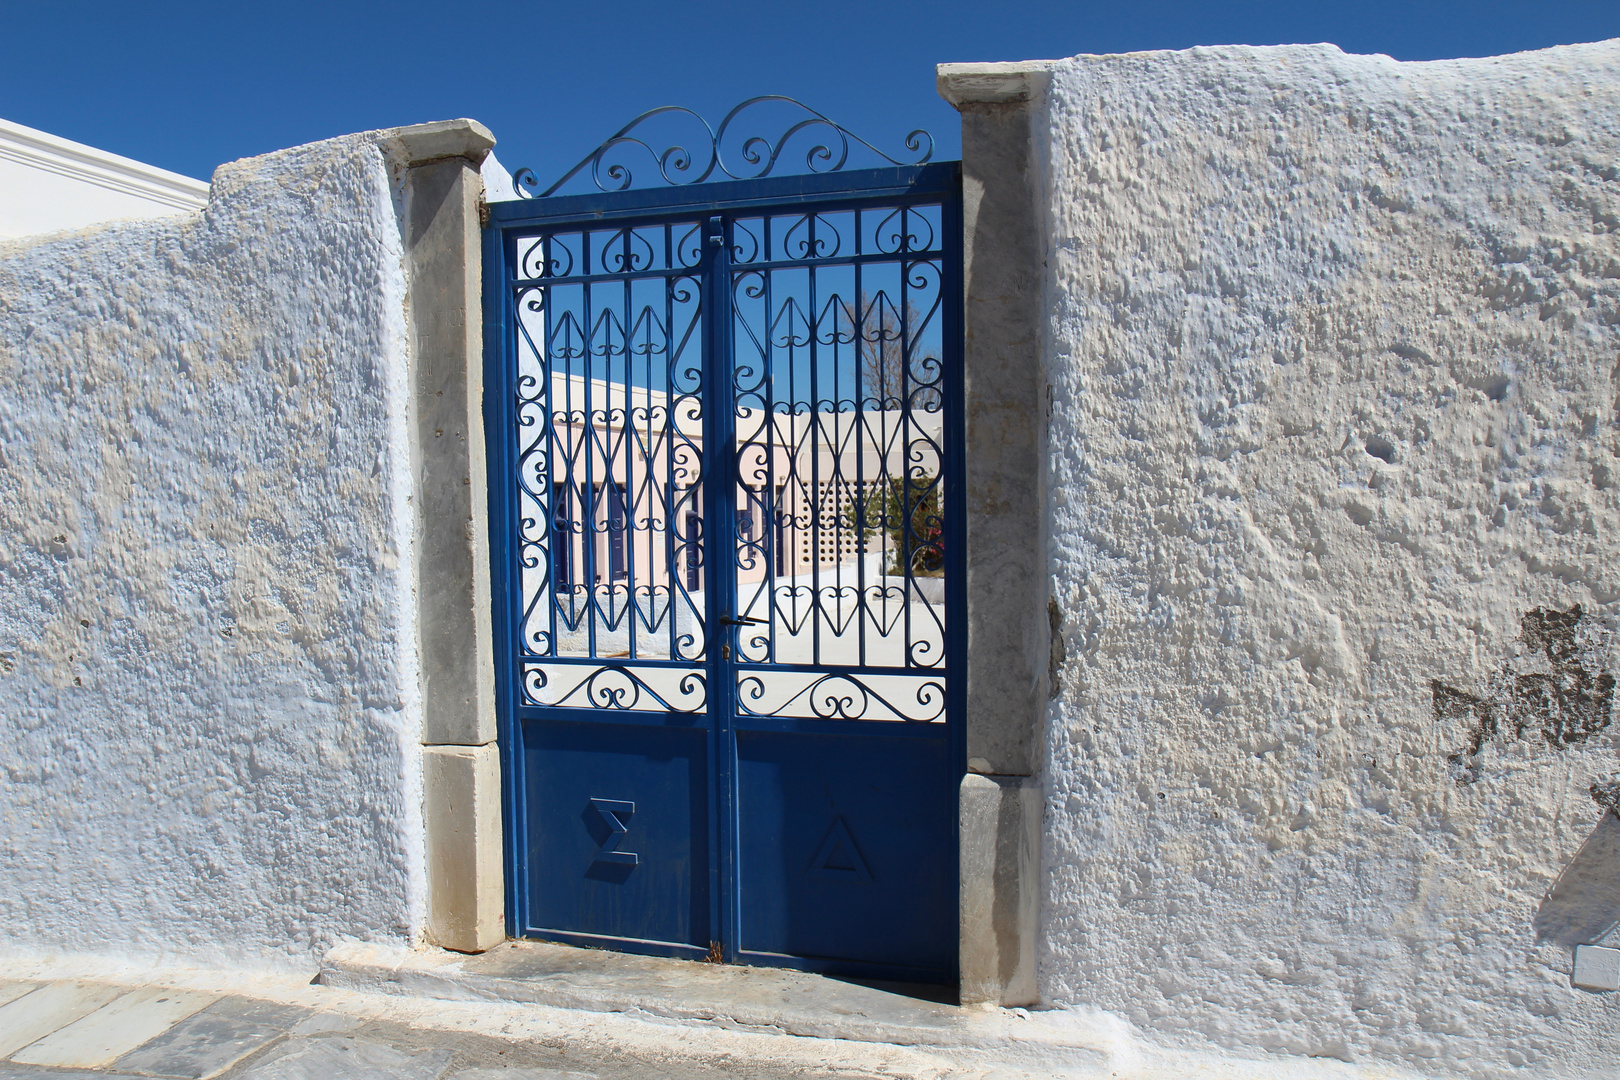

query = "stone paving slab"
[0,981,129,1059]
[12,986,217,1069]
[449,1070,597,1079]
[0,1068,148,1080]
[233,1036,452,1080]
[284,1010,362,1037]
[112,996,311,1079]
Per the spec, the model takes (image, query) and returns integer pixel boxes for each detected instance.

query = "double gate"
[483,158,963,982]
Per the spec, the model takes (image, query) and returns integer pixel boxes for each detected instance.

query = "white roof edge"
[0,116,210,212]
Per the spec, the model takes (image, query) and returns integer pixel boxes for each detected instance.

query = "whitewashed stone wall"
[1040,41,1620,1076]
[0,132,423,969]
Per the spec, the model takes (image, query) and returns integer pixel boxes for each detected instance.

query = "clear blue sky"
[3,1,1618,187]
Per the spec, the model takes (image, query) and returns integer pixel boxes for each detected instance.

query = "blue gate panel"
[520,717,709,950]
[489,161,964,979]
[734,729,955,978]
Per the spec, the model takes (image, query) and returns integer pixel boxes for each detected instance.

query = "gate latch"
[718,614,766,627]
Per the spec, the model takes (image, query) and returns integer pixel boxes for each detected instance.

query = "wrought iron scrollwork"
[500,164,954,725]
[514,97,934,198]
[736,671,945,723]
[525,664,707,713]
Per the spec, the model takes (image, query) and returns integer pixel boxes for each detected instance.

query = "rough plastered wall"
[0,131,423,969]
[1041,41,1620,1077]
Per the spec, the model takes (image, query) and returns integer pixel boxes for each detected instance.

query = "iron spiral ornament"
[513,96,935,198]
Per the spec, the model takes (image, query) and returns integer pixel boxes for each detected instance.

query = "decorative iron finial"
[513,96,934,199]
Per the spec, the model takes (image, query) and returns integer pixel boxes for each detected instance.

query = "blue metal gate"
[483,107,963,982]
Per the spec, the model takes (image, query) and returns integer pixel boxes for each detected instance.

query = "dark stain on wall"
[1434,605,1615,784]
[1047,596,1066,699]
[1591,778,1620,816]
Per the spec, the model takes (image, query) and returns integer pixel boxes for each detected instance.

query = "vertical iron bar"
[806,214,822,669]
[665,224,678,661]
[486,218,525,935]
[806,223,821,669]
[544,238,560,661]
[581,236,598,658]
[941,170,968,976]
[767,234,779,664]
[854,235,867,669]
[621,237,636,660]
[703,213,740,962]
[899,209,915,667]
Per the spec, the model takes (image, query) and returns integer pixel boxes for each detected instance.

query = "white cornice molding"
[0,116,210,212]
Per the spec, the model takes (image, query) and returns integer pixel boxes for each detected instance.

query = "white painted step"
[10,986,216,1069]
[0,981,127,1059]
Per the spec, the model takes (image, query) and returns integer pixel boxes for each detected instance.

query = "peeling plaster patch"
[1435,605,1615,784]
[1592,778,1620,815]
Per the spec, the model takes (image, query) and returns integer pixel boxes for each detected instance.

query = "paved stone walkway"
[0,976,1026,1080]
[0,964,1394,1080]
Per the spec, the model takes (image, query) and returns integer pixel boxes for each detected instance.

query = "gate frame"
[480,163,967,981]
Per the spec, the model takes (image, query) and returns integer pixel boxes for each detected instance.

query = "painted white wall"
[1038,40,1620,1077]
[0,117,209,241]
[481,150,519,202]
[0,129,423,971]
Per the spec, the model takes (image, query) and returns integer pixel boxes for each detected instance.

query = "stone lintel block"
[423,743,505,953]
[1574,944,1620,991]
[384,118,496,168]
[937,62,1057,108]
[960,773,1041,1006]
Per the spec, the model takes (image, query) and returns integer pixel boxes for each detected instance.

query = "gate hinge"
[478,200,490,228]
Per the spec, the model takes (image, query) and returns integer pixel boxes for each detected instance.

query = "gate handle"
[718,614,767,626]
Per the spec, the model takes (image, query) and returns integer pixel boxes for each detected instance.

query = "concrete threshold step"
[319,940,1113,1066]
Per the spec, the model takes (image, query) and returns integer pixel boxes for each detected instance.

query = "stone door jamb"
[939,62,1058,1008]
[388,119,505,954]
